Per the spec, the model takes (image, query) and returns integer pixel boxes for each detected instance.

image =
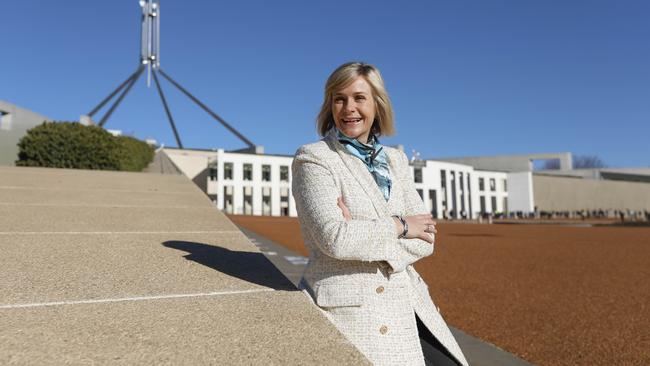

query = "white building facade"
[411,160,509,220]
[164,148,296,216]
[164,147,516,219]
[207,151,295,217]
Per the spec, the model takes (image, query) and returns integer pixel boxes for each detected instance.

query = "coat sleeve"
[292,146,401,262]
[384,150,435,272]
[398,150,431,218]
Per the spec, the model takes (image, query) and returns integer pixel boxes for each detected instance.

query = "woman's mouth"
[342,118,362,124]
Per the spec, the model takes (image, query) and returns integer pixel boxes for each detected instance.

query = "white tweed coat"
[292,130,469,366]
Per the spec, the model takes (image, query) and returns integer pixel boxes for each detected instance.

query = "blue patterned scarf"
[336,129,392,201]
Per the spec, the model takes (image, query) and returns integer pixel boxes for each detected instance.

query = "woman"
[291,62,468,366]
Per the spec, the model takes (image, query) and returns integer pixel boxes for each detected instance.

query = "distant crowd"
[442,208,650,223]
[518,208,650,222]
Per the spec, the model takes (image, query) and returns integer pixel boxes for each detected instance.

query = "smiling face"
[332,76,376,144]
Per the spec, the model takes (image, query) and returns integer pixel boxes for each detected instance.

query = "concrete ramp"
[0,166,368,365]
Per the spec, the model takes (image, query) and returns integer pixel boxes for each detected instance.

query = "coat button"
[376,286,385,294]
[379,325,388,335]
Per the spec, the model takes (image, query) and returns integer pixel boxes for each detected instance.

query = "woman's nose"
[343,100,356,112]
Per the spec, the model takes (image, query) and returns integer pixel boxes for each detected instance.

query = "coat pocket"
[315,284,365,307]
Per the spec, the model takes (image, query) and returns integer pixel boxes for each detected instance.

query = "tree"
[573,155,606,169]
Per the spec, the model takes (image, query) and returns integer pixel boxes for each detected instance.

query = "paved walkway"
[0,166,368,365]
[144,148,183,175]
[240,228,535,366]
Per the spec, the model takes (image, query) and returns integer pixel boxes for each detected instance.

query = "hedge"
[16,121,155,171]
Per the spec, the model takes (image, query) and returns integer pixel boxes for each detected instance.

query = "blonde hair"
[317,62,395,137]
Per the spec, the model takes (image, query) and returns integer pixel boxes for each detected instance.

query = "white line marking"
[0,186,195,195]
[0,230,242,235]
[0,289,275,309]
[285,256,309,265]
[0,202,213,209]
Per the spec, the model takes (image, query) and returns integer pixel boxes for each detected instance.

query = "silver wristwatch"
[392,215,408,239]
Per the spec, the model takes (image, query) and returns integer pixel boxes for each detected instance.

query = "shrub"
[115,135,155,171]
[16,121,154,171]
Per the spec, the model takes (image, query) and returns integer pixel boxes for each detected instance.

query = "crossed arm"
[337,196,437,242]
[292,147,436,272]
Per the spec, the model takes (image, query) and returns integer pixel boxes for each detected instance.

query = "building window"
[208,159,219,181]
[489,178,496,192]
[503,197,508,214]
[262,164,271,182]
[223,186,233,214]
[280,165,289,182]
[459,172,465,216]
[502,178,508,192]
[480,196,486,214]
[0,110,11,131]
[467,173,473,219]
[224,163,233,180]
[491,196,498,212]
[416,189,423,199]
[440,170,448,214]
[209,168,218,181]
[478,177,485,191]
[280,187,290,216]
[243,163,253,181]
[450,171,457,219]
[414,167,423,183]
[243,186,253,215]
[262,187,272,216]
[429,190,438,218]
[208,165,218,181]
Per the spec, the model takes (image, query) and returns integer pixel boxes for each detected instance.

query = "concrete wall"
[508,172,534,212]
[163,149,213,180]
[0,101,50,166]
[536,168,650,183]
[440,153,572,172]
[533,174,650,211]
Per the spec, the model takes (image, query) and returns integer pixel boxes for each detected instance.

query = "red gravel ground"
[229,215,650,366]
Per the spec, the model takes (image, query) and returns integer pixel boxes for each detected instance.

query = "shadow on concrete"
[163,240,297,291]
[191,168,209,194]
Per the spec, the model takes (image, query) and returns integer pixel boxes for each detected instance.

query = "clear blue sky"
[3,0,649,167]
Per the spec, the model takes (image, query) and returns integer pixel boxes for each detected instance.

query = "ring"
[426,224,432,232]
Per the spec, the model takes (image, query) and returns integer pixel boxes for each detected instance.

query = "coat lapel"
[325,131,392,217]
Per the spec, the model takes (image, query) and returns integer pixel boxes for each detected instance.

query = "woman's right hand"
[393,214,437,244]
